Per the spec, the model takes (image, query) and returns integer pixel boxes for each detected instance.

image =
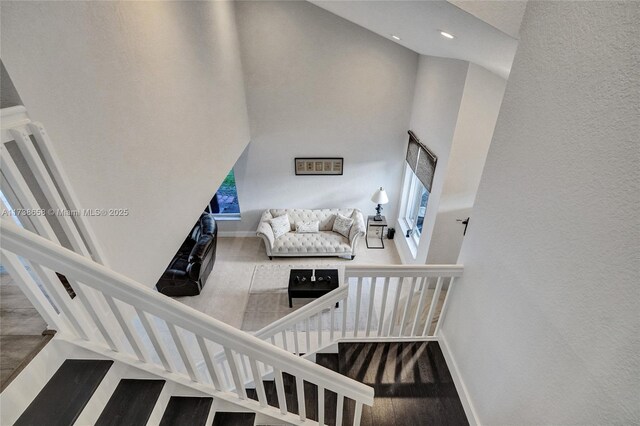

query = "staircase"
[0,107,470,424]
[8,341,468,426]
[14,358,255,426]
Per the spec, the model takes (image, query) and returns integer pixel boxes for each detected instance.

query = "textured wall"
[219,0,418,235]
[441,1,640,424]
[395,55,469,263]
[1,1,250,285]
[426,63,506,264]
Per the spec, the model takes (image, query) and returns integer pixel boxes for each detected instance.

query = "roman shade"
[405,130,437,192]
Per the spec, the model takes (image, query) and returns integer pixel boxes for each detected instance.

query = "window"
[207,169,241,219]
[400,131,436,250]
[403,169,429,245]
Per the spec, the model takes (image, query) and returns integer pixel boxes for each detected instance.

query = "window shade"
[405,130,437,192]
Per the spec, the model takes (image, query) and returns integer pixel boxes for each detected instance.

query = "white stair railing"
[246,264,464,357]
[0,219,374,425]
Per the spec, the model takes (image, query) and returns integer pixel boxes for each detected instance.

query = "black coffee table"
[288,269,339,308]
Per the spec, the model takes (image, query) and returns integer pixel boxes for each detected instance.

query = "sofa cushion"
[269,209,356,231]
[269,214,291,239]
[332,213,354,238]
[272,231,351,254]
[295,221,320,233]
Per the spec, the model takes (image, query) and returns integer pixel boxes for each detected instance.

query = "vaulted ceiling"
[309,0,526,78]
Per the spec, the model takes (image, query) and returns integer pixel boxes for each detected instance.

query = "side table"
[366,215,387,249]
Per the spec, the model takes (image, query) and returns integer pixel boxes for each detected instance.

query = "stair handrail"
[254,285,348,338]
[0,220,374,419]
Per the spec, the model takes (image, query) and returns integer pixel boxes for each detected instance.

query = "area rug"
[248,263,343,294]
[242,264,377,332]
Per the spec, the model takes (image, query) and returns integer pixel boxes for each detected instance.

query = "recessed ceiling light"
[391,35,401,41]
[439,31,455,39]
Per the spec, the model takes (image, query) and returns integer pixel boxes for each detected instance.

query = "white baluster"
[336,394,344,426]
[342,295,348,338]
[224,348,247,399]
[399,277,417,336]
[411,277,430,336]
[166,323,200,382]
[249,358,268,407]
[318,385,325,425]
[433,277,456,336]
[354,401,363,425]
[104,295,151,363]
[305,317,311,353]
[274,368,288,414]
[196,336,223,390]
[296,376,306,421]
[293,323,300,355]
[138,309,177,373]
[377,277,390,337]
[329,305,335,341]
[365,277,377,337]
[317,312,322,347]
[354,277,363,337]
[73,282,121,351]
[388,277,404,336]
[422,276,444,336]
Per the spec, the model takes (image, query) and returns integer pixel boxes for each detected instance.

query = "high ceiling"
[309,0,525,79]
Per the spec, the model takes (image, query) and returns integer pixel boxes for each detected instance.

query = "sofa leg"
[351,255,355,260]
[269,256,273,260]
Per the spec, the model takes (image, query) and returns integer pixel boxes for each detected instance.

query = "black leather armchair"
[156,214,217,296]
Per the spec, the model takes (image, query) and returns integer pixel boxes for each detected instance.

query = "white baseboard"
[217,231,256,238]
[438,332,481,426]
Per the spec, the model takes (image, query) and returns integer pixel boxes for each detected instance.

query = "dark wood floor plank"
[95,379,165,426]
[212,411,256,426]
[159,396,213,426]
[15,359,113,426]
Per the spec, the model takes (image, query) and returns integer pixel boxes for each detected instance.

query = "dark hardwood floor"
[340,342,468,426]
[248,341,467,425]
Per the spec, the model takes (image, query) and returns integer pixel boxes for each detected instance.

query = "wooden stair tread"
[15,359,113,426]
[212,411,256,426]
[159,396,213,426]
[95,379,165,426]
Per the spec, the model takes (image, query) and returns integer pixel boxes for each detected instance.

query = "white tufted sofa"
[256,209,366,259]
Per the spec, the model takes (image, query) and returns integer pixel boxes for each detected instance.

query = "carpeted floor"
[176,237,401,329]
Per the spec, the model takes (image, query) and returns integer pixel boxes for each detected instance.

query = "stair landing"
[340,341,468,426]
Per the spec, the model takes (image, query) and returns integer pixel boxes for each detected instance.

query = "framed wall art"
[295,157,343,176]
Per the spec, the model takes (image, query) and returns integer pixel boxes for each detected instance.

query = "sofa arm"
[256,210,275,249]
[160,268,188,281]
[349,210,366,245]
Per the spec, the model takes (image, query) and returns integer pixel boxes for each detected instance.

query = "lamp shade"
[371,187,389,205]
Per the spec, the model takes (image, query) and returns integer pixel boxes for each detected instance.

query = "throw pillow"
[269,214,291,239]
[296,221,320,233]
[332,213,354,238]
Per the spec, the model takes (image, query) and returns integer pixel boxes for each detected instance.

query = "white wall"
[1,60,22,108]
[426,63,507,264]
[1,1,251,285]
[442,1,640,424]
[395,55,469,263]
[219,0,418,235]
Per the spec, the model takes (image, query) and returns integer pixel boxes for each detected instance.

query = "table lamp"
[371,187,389,221]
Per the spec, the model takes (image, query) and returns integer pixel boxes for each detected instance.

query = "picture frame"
[295,157,343,175]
